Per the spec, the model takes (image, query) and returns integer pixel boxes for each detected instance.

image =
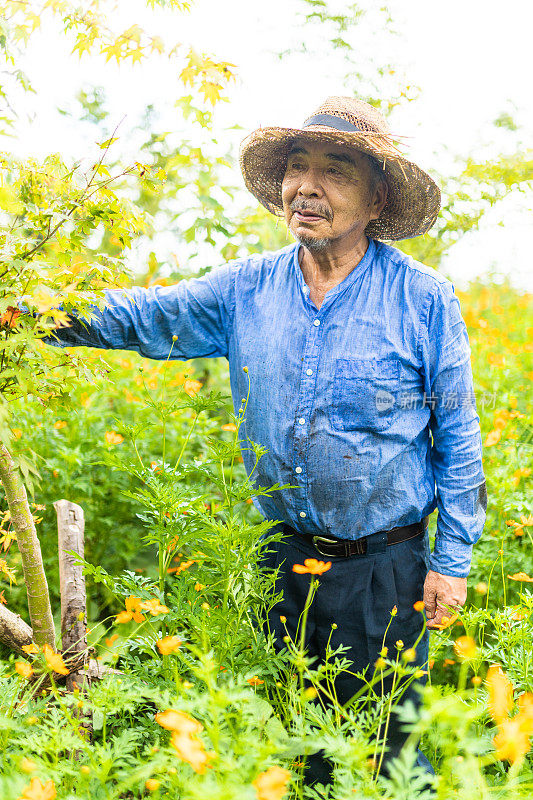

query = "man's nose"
[297,169,324,197]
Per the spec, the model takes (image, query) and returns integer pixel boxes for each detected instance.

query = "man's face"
[281,138,387,253]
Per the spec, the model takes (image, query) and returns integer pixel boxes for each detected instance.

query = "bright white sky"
[4,0,533,290]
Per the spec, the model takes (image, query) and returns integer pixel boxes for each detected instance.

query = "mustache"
[290,199,333,223]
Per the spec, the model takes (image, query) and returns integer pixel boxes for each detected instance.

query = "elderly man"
[44,97,486,785]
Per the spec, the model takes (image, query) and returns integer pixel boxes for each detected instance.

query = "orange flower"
[431,613,459,630]
[221,423,237,432]
[155,709,202,734]
[157,636,182,655]
[170,730,211,773]
[140,598,170,616]
[183,379,202,397]
[413,600,425,612]
[15,661,33,679]
[252,766,292,800]
[508,572,533,583]
[12,428,23,439]
[105,431,124,445]
[116,595,145,624]
[454,636,477,661]
[155,709,210,773]
[247,676,264,686]
[493,716,532,764]
[145,780,161,792]
[22,642,39,656]
[484,429,501,447]
[105,634,119,647]
[53,421,67,430]
[512,468,532,486]
[18,777,56,800]
[486,665,514,724]
[167,559,195,575]
[42,644,69,676]
[292,559,332,575]
[194,582,205,592]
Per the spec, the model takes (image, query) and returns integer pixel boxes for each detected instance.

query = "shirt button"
[306,369,313,376]
[299,511,307,518]
[298,417,305,425]
[295,467,302,474]
[313,319,320,327]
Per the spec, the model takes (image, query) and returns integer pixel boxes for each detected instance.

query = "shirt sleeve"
[418,280,487,578]
[42,264,235,361]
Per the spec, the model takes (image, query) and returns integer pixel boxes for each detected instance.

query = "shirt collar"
[291,237,377,307]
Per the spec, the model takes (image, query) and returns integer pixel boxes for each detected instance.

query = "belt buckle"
[312,535,338,557]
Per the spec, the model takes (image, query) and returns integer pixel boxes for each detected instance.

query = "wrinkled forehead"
[288,136,368,167]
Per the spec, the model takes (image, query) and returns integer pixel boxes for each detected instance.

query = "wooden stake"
[54,499,88,693]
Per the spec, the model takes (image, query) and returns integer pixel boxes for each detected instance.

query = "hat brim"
[239,125,441,241]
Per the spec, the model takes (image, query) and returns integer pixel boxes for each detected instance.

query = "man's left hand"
[423,570,467,629]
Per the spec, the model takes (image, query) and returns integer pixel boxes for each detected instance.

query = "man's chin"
[293,232,332,253]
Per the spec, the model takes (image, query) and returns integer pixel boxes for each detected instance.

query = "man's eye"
[288,162,304,170]
[327,167,342,175]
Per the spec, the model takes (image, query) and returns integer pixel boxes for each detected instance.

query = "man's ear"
[370,179,388,221]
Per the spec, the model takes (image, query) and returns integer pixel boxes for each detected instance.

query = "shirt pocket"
[330,357,401,433]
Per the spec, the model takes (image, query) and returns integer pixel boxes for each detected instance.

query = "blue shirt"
[46,238,487,577]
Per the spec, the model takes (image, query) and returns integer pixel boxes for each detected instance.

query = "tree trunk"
[0,444,55,647]
[0,602,33,654]
[55,499,88,692]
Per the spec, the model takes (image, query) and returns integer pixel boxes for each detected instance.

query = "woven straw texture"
[239,97,441,241]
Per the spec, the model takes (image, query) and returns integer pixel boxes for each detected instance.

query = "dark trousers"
[259,527,434,786]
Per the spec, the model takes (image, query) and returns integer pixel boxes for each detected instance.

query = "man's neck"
[298,235,369,310]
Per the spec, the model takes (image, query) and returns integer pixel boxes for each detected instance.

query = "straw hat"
[239,96,441,241]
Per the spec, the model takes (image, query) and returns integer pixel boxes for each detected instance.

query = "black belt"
[283,519,427,558]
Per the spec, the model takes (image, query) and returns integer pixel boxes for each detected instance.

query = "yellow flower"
[221,423,237,432]
[53,420,67,430]
[116,595,145,624]
[105,633,119,647]
[20,758,37,773]
[15,661,33,679]
[145,780,161,792]
[247,676,264,686]
[508,572,533,583]
[253,766,292,800]
[18,777,56,800]
[105,430,124,445]
[183,379,202,397]
[194,582,205,592]
[42,644,69,676]
[486,665,514,724]
[157,636,182,655]
[454,636,478,661]
[292,559,332,575]
[140,598,170,616]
